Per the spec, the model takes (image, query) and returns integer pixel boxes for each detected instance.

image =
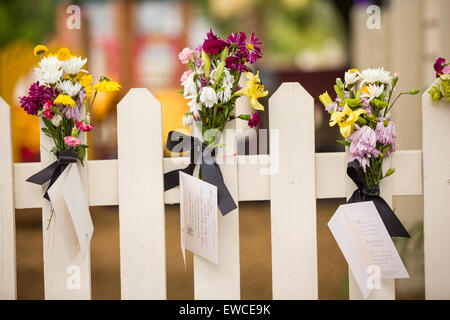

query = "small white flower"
[62,56,87,75]
[187,98,201,113]
[51,114,62,126]
[361,67,391,85]
[199,86,218,108]
[35,68,63,84]
[367,84,385,99]
[183,114,194,126]
[38,56,62,72]
[57,80,82,97]
[345,70,360,86]
[182,72,197,97]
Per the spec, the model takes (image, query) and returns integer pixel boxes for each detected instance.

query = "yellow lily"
[329,104,365,138]
[319,91,333,109]
[236,71,268,111]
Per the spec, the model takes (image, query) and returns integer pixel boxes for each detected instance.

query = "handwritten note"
[328,201,409,299]
[179,172,218,266]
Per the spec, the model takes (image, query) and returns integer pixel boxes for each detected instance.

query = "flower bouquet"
[164,29,268,215]
[428,57,450,104]
[319,67,419,237]
[20,45,120,229]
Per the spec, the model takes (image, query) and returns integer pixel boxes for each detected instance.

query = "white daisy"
[35,68,63,84]
[345,70,361,86]
[62,56,88,75]
[57,80,82,97]
[367,84,385,99]
[38,56,62,72]
[361,67,391,84]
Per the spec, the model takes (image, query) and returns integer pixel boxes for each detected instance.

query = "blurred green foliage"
[0,0,55,48]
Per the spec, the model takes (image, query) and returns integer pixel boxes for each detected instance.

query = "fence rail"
[0,81,447,300]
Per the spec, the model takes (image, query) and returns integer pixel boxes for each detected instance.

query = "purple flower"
[238,32,262,64]
[202,29,228,54]
[225,56,247,72]
[348,125,381,172]
[226,32,245,46]
[376,120,396,157]
[62,105,80,119]
[248,112,260,128]
[360,97,371,116]
[19,81,56,115]
[434,57,446,78]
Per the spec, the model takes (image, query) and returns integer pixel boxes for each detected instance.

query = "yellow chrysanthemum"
[56,47,72,61]
[93,79,121,93]
[80,74,94,98]
[33,45,48,57]
[54,94,76,106]
[235,71,269,111]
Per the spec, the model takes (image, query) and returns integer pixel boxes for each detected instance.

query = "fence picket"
[0,98,16,299]
[269,82,318,299]
[40,115,91,299]
[117,89,167,299]
[423,82,450,299]
[192,121,241,299]
[346,153,395,299]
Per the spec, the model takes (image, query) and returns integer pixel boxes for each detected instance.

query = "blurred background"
[2,0,449,299]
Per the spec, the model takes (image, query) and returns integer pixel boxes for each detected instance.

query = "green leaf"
[336,139,351,147]
[237,114,251,121]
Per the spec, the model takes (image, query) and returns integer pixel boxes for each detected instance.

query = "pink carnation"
[376,120,396,157]
[64,136,82,147]
[443,65,450,75]
[42,101,54,120]
[178,47,194,64]
[75,120,94,132]
[180,70,192,83]
[349,126,381,172]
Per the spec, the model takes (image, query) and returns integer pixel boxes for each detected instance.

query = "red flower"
[434,57,446,78]
[202,29,228,54]
[248,112,260,128]
[75,120,94,132]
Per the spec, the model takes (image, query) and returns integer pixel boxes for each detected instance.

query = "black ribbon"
[347,160,410,238]
[26,149,78,201]
[163,131,237,216]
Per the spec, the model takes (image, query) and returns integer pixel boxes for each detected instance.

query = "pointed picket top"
[117,87,166,299]
[269,82,318,299]
[0,96,16,299]
[423,77,450,299]
[269,82,314,111]
[117,88,161,112]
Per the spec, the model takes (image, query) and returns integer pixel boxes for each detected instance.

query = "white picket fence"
[0,81,448,300]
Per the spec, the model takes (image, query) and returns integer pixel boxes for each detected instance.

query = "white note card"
[328,201,409,299]
[48,163,94,257]
[179,172,218,266]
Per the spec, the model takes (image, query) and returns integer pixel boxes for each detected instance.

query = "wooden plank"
[270,82,318,299]
[0,98,16,299]
[346,152,395,300]
[117,88,166,299]
[423,81,450,299]
[193,121,241,299]
[40,118,91,299]
[13,150,424,208]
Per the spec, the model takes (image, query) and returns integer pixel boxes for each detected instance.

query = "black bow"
[347,160,410,238]
[26,149,78,201]
[164,130,237,216]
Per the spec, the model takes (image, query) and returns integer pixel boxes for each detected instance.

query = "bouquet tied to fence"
[164,29,269,215]
[429,57,450,104]
[20,45,120,229]
[319,67,419,237]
